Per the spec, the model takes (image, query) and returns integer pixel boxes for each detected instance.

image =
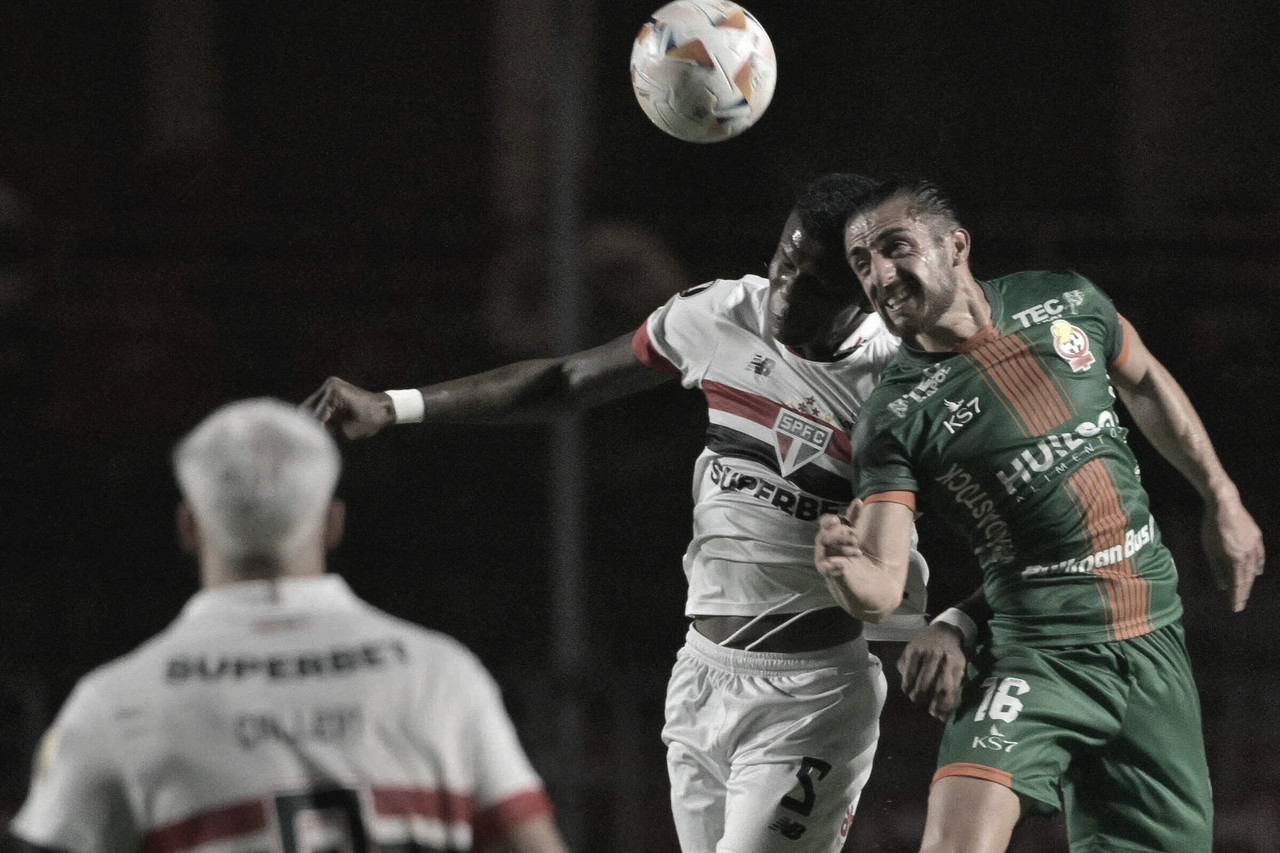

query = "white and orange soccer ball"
[629,0,777,143]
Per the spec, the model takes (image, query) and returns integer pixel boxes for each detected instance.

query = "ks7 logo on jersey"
[773,410,832,476]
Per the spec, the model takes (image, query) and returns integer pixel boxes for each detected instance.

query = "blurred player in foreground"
[305,173,975,853]
[8,398,568,853]
[815,175,1265,852]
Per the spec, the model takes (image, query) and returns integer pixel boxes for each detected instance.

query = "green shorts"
[934,621,1212,852]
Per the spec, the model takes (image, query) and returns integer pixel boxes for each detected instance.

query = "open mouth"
[881,287,911,312]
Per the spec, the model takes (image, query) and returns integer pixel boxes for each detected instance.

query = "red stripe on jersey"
[141,787,549,853]
[631,322,681,375]
[371,786,473,823]
[142,801,268,853]
[473,789,557,849]
[702,380,853,462]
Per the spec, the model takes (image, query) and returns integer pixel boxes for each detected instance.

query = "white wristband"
[384,389,425,424]
[930,607,978,651]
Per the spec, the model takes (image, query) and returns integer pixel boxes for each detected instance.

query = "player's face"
[844,194,962,340]
[767,212,863,347]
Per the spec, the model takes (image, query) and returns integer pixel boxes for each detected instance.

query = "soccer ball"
[629,0,777,143]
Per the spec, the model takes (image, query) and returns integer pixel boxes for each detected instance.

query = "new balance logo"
[748,354,776,376]
[768,817,808,841]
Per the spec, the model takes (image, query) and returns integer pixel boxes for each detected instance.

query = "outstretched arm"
[304,332,670,440]
[814,498,916,622]
[1110,318,1264,611]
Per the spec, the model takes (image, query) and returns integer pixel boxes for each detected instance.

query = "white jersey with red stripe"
[10,575,552,853]
[633,275,928,636]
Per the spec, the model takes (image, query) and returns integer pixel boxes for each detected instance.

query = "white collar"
[180,574,362,619]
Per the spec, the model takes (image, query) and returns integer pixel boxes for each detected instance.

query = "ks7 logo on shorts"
[773,409,832,476]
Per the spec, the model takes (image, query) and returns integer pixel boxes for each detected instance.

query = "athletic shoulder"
[986,269,1111,303]
[656,273,768,319]
[641,274,769,380]
[985,269,1121,332]
[356,606,503,692]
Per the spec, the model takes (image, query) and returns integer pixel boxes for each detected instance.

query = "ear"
[176,502,200,555]
[949,227,971,266]
[323,500,346,551]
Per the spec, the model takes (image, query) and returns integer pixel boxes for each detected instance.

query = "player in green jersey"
[814,175,1264,852]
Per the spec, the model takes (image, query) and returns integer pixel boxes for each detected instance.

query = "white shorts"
[663,626,887,853]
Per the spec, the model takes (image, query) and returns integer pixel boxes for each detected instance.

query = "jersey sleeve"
[1065,270,1127,367]
[632,279,742,389]
[10,679,138,853]
[455,656,556,848]
[851,404,919,501]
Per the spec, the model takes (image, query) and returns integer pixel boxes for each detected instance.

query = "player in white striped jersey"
[8,399,567,853]
[304,173,965,853]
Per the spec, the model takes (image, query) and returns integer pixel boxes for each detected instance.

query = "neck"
[200,547,326,589]
[907,275,990,352]
[796,306,870,361]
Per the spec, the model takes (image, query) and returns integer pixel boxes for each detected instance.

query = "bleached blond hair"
[173,397,340,561]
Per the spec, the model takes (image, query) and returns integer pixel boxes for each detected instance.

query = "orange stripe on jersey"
[931,762,1014,790]
[1111,315,1135,370]
[969,331,1077,436]
[1066,459,1152,640]
[865,491,917,511]
[1079,460,1151,639]
[142,801,268,853]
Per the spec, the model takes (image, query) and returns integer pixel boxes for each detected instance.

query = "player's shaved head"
[173,398,341,562]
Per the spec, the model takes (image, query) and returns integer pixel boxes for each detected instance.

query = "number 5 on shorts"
[780,756,833,817]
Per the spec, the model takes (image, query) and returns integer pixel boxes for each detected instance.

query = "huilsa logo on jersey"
[773,409,832,476]
[1050,319,1095,372]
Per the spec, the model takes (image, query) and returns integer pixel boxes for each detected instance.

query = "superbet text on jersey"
[11,576,554,852]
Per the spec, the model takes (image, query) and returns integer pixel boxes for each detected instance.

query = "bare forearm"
[814,504,916,617]
[1118,361,1237,504]
[821,563,904,623]
[418,333,665,425]
[419,359,585,424]
[814,502,914,622]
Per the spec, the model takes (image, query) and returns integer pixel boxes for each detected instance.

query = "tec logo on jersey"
[1050,319,1095,372]
[1012,289,1085,328]
[773,409,832,475]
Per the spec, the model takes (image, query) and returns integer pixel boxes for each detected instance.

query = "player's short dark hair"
[855,174,962,232]
[792,172,878,250]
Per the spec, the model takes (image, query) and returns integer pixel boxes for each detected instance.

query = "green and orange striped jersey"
[854,270,1182,647]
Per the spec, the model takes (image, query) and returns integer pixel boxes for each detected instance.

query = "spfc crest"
[773,409,832,476]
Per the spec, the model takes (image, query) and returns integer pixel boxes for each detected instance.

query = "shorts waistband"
[682,624,870,674]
